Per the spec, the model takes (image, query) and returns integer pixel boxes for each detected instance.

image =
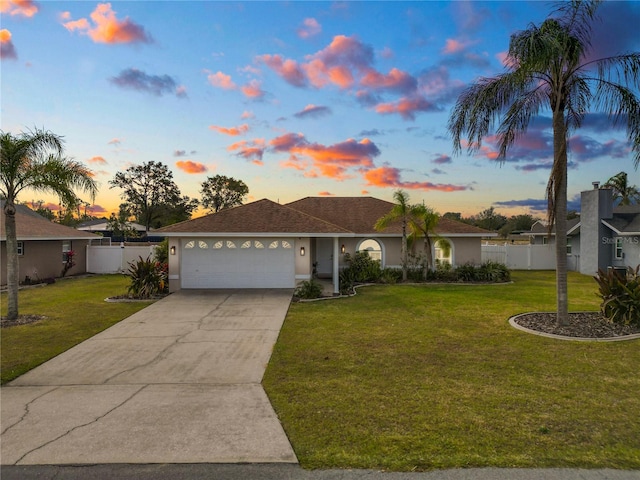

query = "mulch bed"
[1,314,48,328]
[513,312,640,338]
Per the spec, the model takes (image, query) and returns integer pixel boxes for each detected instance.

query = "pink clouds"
[207,71,236,89]
[297,17,321,39]
[176,160,207,174]
[375,96,438,120]
[1,0,38,18]
[206,71,264,99]
[228,139,266,165]
[0,29,17,60]
[209,124,249,136]
[258,34,447,120]
[62,3,152,44]
[88,156,107,165]
[364,166,468,192]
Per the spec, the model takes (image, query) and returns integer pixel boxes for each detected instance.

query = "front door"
[315,238,333,278]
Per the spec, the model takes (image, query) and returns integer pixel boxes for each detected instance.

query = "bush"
[154,239,169,264]
[342,251,382,283]
[126,255,168,299]
[455,262,478,282]
[380,268,402,284]
[477,261,511,283]
[594,266,640,326]
[294,279,324,299]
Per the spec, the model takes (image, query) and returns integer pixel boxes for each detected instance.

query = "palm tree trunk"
[401,220,408,282]
[553,110,569,327]
[4,202,19,321]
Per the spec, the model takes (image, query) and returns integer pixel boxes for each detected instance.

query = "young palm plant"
[1,128,97,321]
[375,189,414,282]
[408,204,441,280]
[448,0,640,326]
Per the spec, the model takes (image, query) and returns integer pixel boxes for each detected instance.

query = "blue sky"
[1,0,639,219]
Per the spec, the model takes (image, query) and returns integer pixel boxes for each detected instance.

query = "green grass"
[263,271,640,471]
[1,275,152,384]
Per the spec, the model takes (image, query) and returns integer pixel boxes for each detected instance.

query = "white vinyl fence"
[86,245,158,274]
[482,244,557,270]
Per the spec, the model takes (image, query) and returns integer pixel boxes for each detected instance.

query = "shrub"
[594,266,640,326]
[477,261,511,283]
[342,251,382,283]
[455,262,478,282]
[154,239,169,264]
[126,255,168,299]
[380,268,402,284]
[294,280,324,299]
[339,268,356,295]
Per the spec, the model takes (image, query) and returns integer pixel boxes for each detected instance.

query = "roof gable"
[157,199,351,234]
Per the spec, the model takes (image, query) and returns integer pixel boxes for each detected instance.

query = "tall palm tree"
[408,204,440,280]
[1,128,97,321]
[448,0,640,326]
[604,172,640,205]
[375,189,413,282]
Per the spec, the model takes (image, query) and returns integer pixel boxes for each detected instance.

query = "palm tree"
[1,128,97,321]
[448,0,640,326]
[408,204,440,280]
[375,189,413,282]
[604,172,640,205]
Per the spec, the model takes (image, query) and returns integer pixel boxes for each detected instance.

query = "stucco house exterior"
[1,202,99,285]
[526,184,640,274]
[157,196,494,294]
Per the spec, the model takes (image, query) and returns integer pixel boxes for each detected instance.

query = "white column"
[333,237,340,294]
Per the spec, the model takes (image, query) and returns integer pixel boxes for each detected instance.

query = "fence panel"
[86,245,157,274]
[481,244,556,270]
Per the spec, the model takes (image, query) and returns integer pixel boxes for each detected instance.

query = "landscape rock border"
[509,312,640,342]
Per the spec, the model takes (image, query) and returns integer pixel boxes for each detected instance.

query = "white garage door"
[181,238,295,289]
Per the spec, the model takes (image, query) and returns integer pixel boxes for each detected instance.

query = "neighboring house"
[525,184,640,274]
[157,196,495,294]
[1,202,100,285]
[77,218,148,240]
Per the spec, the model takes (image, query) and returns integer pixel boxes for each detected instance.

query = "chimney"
[592,181,600,189]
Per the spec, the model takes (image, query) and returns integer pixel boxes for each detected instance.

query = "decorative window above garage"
[213,241,223,249]
[226,240,237,249]
[241,241,251,249]
[198,241,208,249]
[185,241,195,249]
[254,241,264,249]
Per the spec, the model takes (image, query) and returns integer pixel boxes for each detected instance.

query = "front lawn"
[1,275,151,384]
[263,271,640,471]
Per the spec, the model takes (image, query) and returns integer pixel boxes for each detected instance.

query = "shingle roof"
[1,202,100,241]
[157,199,352,234]
[157,196,493,236]
[529,217,581,235]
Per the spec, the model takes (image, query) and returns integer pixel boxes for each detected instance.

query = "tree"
[1,128,97,321]
[408,204,440,278]
[109,161,189,232]
[200,175,249,213]
[106,203,139,241]
[448,0,640,326]
[472,207,508,232]
[604,171,640,205]
[150,195,199,228]
[375,189,413,282]
[499,214,537,237]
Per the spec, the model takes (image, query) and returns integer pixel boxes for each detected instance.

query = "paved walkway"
[1,289,297,465]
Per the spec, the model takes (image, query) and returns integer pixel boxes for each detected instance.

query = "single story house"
[526,184,640,274]
[157,196,495,294]
[77,218,150,241]
[1,202,100,285]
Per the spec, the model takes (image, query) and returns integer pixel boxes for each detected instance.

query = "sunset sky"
[2,0,639,219]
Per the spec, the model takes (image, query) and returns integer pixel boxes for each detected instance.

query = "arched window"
[357,239,382,262]
[435,239,452,265]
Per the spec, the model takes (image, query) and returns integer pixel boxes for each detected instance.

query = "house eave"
[601,219,640,236]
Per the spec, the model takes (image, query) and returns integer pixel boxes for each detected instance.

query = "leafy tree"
[604,171,640,205]
[1,128,97,321]
[150,195,199,228]
[375,189,414,282]
[106,203,139,241]
[29,200,56,221]
[448,0,640,326]
[109,161,190,232]
[200,175,249,212]
[472,207,508,232]
[499,214,537,237]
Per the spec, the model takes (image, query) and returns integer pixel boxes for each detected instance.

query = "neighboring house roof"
[1,202,100,241]
[602,205,640,235]
[157,196,494,237]
[77,219,148,232]
[528,217,581,236]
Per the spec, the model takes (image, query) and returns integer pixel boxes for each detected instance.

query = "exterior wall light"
[170,246,176,255]
[300,246,305,256]
[341,244,346,254]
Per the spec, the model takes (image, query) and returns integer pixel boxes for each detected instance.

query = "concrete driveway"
[1,289,298,465]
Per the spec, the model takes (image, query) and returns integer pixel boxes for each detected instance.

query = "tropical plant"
[408,204,440,279]
[604,172,640,206]
[448,0,640,326]
[375,189,413,282]
[200,175,249,213]
[126,255,168,299]
[1,128,97,321]
[294,279,324,299]
[61,250,76,277]
[594,266,640,326]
